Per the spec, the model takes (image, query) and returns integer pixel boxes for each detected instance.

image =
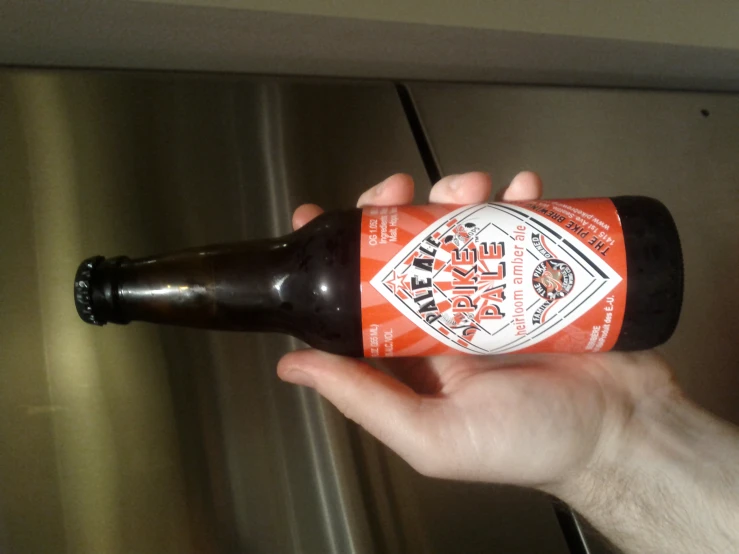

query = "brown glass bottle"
[75,210,364,356]
[74,197,683,357]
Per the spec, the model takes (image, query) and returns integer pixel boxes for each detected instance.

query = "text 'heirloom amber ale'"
[74,197,683,357]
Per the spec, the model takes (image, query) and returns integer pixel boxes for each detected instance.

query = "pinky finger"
[292,204,324,230]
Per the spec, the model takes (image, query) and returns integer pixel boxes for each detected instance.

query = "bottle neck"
[83,209,364,356]
[91,239,293,332]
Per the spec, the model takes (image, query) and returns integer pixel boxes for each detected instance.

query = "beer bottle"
[74,197,683,357]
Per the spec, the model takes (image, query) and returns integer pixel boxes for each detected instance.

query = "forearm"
[553,393,739,554]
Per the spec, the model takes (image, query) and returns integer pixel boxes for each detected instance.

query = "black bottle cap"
[74,256,106,326]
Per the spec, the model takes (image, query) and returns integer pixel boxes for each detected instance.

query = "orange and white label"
[360,199,627,357]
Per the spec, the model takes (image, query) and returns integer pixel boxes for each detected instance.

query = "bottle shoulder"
[294,208,362,236]
[279,208,363,356]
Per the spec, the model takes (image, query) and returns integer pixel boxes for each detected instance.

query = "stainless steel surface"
[409,82,739,553]
[0,71,571,553]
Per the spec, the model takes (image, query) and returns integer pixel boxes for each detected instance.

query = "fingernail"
[357,180,386,207]
[282,369,316,388]
[494,185,509,201]
[371,179,387,196]
[447,174,463,191]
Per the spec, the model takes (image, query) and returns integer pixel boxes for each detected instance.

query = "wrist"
[546,388,739,553]
[545,385,685,504]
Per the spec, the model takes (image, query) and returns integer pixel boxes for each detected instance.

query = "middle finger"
[429,172,492,204]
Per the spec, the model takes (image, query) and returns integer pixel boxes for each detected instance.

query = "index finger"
[356,173,415,208]
[294,173,416,230]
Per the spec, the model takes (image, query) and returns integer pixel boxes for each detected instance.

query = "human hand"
[279,172,679,493]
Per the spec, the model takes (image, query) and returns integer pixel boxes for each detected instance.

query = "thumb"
[277,349,428,460]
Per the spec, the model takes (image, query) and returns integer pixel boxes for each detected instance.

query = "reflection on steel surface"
[0,71,570,554]
[0,71,430,554]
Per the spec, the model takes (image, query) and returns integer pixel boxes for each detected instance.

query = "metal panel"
[408,82,739,552]
[0,71,571,553]
[0,71,416,554]
[2,2,739,92]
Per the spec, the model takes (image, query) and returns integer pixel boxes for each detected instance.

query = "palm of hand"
[380,351,672,487]
[280,172,676,491]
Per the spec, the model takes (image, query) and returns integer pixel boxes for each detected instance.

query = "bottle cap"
[74,256,106,325]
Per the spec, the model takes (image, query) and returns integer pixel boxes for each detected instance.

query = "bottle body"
[75,197,683,357]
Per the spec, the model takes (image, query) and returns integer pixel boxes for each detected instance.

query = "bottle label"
[360,200,627,357]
